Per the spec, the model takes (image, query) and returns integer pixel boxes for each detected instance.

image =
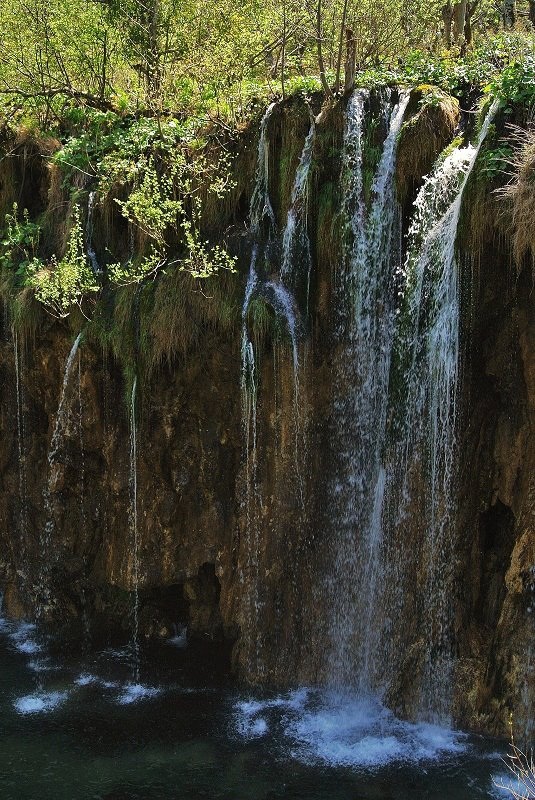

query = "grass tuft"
[396,87,460,201]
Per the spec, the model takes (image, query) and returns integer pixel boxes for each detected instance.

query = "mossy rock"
[396,88,460,202]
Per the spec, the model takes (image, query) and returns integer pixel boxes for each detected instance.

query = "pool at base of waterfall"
[0,616,514,800]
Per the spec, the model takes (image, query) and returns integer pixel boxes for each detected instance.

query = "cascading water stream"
[13,326,29,595]
[86,191,101,276]
[325,90,409,691]
[240,101,316,675]
[39,332,83,618]
[77,353,86,534]
[280,120,315,312]
[129,377,140,682]
[389,98,500,723]
[48,333,83,463]
[240,102,277,678]
[77,352,91,652]
[279,121,315,512]
[319,89,367,686]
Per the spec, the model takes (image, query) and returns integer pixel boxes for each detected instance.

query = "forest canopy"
[0,0,534,127]
[0,0,533,325]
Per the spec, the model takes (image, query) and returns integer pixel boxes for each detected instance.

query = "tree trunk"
[147,0,161,103]
[281,0,286,99]
[503,0,517,27]
[442,3,453,47]
[344,28,356,94]
[334,0,349,94]
[530,0,535,25]
[452,0,467,42]
[316,0,332,98]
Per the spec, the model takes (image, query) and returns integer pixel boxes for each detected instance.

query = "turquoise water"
[0,616,513,800]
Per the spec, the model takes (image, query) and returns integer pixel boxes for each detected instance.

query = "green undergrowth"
[1,45,534,404]
[85,266,242,392]
[396,86,460,201]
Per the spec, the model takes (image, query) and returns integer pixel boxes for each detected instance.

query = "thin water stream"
[39,332,83,618]
[12,327,29,595]
[86,190,101,276]
[129,377,140,682]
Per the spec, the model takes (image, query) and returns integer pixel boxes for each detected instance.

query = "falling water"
[239,103,278,678]
[77,353,86,533]
[129,377,140,681]
[38,332,83,618]
[322,88,368,684]
[48,333,83,463]
[86,191,100,275]
[13,327,29,596]
[278,121,316,511]
[250,102,277,237]
[280,120,315,312]
[325,91,409,691]
[388,99,501,722]
[77,352,91,651]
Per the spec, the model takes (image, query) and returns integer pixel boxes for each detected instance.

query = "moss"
[314,179,344,298]
[247,296,275,344]
[143,266,240,376]
[499,126,535,269]
[271,100,311,227]
[459,117,512,261]
[396,88,460,202]
[2,285,43,339]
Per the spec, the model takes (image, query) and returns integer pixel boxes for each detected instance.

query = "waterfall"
[250,103,277,237]
[325,90,409,691]
[48,333,83,462]
[86,191,100,276]
[129,377,140,681]
[77,352,91,650]
[239,102,277,678]
[280,120,315,313]
[13,327,28,595]
[39,332,83,617]
[240,100,318,676]
[279,121,315,510]
[77,352,86,534]
[390,98,500,723]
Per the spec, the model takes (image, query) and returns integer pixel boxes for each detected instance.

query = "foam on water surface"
[14,690,68,715]
[234,690,467,769]
[74,672,119,689]
[116,683,161,705]
[27,658,57,673]
[9,622,42,655]
[0,615,12,633]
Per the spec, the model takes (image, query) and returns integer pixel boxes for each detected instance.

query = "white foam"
[75,672,119,689]
[14,690,68,715]
[74,672,96,686]
[289,693,466,768]
[234,690,467,769]
[9,622,42,654]
[0,616,12,633]
[116,683,161,705]
[27,658,56,673]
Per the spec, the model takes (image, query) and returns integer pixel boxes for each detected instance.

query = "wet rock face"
[454,241,535,739]
[0,321,241,648]
[0,97,533,740]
